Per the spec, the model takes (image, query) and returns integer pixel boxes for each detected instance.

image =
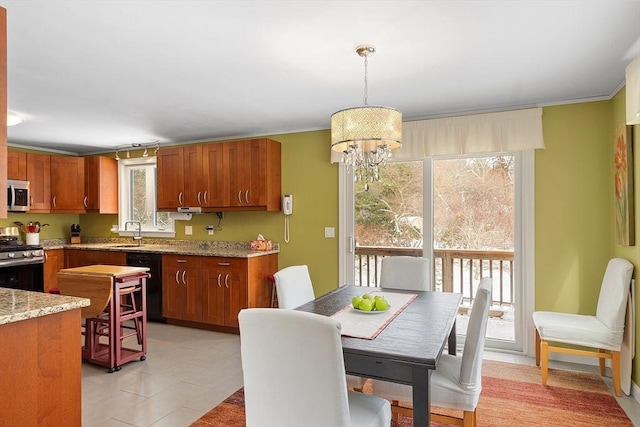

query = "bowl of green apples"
[351,294,390,313]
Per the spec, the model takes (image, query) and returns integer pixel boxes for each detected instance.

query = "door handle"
[83,196,88,208]
[245,190,249,204]
[225,274,229,288]
[197,191,202,205]
[175,270,180,284]
[179,192,183,206]
[181,270,187,285]
[217,273,222,287]
[237,190,242,204]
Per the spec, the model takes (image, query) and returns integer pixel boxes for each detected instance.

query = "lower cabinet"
[65,249,126,268]
[44,249,65,293]
[202,257,248,328]
[162,255,203,322]
[163,253,277,329]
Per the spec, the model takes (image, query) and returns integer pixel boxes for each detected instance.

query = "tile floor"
[82,322,640,427]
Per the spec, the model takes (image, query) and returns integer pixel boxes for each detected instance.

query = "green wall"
[3,97,639,385]
[535,101,613,314]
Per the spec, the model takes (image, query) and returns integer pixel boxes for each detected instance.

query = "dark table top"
[297,285,462,369]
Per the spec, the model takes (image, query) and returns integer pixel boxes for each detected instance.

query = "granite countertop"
[0,288,89,326]
[41,238,280,258]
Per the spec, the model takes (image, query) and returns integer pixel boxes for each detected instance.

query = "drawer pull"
[218,262,231,266]
[177,259,187,263]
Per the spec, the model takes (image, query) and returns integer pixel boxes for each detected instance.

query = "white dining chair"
[239,308,392,427]
[371,277,492,427]
[273,264,316,309]
[533,257,633,397]
[380,256,431,291]
[347,256,432,392]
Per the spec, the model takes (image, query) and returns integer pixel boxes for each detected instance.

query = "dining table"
[296,285,462,427]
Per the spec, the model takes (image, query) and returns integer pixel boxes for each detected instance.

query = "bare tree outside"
[355,156,514,251]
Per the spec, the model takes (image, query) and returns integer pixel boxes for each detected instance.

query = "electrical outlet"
[324,227,335,238]
[185,225,193,235]
[206,225,215,235]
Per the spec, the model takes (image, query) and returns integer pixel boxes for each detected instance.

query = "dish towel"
[621,279,635,396]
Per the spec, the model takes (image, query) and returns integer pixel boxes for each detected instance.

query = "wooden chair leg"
[463,410,476,427]
[611,351,622,397]
[541,340,549,385]
[598,349,606,376]
[535,329,541,366]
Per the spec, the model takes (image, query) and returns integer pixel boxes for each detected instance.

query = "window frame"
[117,156,175,238]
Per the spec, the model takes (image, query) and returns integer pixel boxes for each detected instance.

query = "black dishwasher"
[126,252,164,322]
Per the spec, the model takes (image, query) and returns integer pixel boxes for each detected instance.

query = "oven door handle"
[0,258,44,268]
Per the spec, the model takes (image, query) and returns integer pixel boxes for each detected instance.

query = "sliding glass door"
[339,151,535,352]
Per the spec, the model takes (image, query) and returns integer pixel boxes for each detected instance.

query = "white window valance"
[331,107,544,162]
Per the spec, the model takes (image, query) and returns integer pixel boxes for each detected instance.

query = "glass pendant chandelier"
[331,44,402,190]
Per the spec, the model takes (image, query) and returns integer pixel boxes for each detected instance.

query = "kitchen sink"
[109,244,143,248]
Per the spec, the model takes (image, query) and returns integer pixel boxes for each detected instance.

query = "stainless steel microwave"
[7,179,30,212]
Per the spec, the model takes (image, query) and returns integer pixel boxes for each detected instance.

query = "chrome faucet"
[124,221,143,246]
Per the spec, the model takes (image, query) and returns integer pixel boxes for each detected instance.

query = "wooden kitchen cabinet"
[156,147,185,209]
[224,139,280,211]
[202,254,277,328]
[84,155,118,213]
[157,138,281,212]
[7,149,26,180]
[65,249,126,268]
[162,254,202,322]
[26,152,51,212]
[44,248,65,293]
[50,156,85,212]
[202,257,247,328]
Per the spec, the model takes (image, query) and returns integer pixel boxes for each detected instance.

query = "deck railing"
[354,246,514,307]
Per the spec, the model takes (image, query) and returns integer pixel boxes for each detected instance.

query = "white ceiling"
[1,0,639,155]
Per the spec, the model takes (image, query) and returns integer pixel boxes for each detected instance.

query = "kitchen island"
[0,288,89,427]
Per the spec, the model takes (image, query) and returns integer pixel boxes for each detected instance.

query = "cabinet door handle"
[83,196,88,208]
[30,196,33,207]
[204,191,208,205]
[179,192,184,206]
[245,190,249,204]
[225,274,229,288]
[175,270,180,284]
[52,196,56,208]
[181,270,187,285]
[217,273,222,287]
[197,191,202,205]
[44,251,48,261]
[237,190,242,204]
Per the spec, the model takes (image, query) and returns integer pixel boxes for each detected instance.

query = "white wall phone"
[283,195,293,242]
[283,194,293,215]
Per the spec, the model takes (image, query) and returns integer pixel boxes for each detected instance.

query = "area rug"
[190,360,633,427]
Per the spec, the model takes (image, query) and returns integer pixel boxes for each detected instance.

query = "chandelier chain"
[363,55,369,106]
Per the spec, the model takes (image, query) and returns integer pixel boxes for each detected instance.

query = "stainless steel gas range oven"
[0,227,44,292]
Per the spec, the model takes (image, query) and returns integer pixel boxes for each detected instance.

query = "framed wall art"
[614,125,635,246]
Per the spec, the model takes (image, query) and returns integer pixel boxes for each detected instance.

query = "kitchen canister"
[25,233,39,245]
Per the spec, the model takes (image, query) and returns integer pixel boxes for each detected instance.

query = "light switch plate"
[324,227,335,238]
[185,225,193,235]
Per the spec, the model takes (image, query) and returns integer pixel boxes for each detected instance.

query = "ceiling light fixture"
[7,112,24,126]
[330,44,402,190]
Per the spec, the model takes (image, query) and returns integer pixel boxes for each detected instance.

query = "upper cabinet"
[157,138,281,212]
[84,156,118,214]
[50,156,85,213]
[7,150,27,180]
[26,153,51,212]
[156,147,185,209]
